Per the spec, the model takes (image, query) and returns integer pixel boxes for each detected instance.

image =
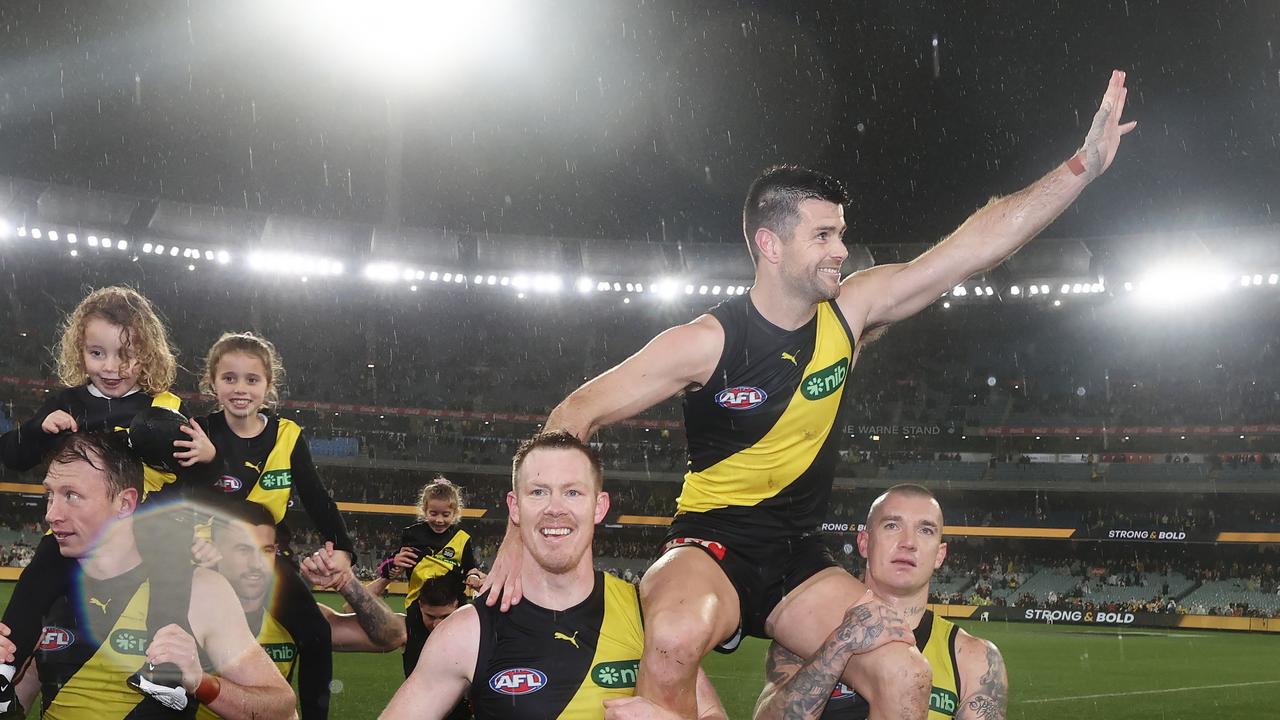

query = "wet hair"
[417,575,465,608]
[742,165,849,261]
[511,431,604,492]
[212,501,278,541]
[866,483,939,526]
[46,432,143,499]
[417,477,464,524]
[200,332,286,409]
[55,286,177,395]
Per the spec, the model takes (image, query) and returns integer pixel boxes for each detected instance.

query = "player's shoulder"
[433,603,481,648]
[953,626,1003,676]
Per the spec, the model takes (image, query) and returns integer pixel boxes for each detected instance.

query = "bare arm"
[841,70,1136,331]
[380,605,477,719]
[754,601,914,720]
[187,569,297,720]
[321,574,406,652]
[545,315,724,440]
[695,667,729,720]
[15,658,39,712]
[954,633,1008,720]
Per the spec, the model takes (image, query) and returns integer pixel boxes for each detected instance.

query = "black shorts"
[661,522,837,650]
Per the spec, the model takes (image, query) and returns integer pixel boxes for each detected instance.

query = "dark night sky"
[0,0,1276,250]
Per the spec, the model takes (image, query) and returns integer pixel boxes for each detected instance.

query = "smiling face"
[82,317,140,398]
[774,199,849,303]
[214,351,271,421]
[424,498,457,534]
[857,490,947,596]
[507,447,609,576]
[214,520,278,609]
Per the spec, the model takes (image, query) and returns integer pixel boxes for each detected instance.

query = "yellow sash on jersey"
[922,612,961,719]
[560,574,646,717]
[404,529,471,608]
[43,580,155,719]
[245,418,303,524]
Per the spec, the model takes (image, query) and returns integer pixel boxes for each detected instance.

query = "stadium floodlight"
[16,226,26,237]
[576,277,593,293]
[941,301,950,309]
[511,274,529,289]
[363,262,401,282]
[31,228,42,239]
[625,282,635,293]
[169,247,179,256]
[1009,285,1021,296]
[1072,283,1083,294]
[499,276,510,286]
[622,297,631,304]
[1271,274,1279,285]
[0,218,9,238]
[486,275,496,285]
[1123,281,1133,291]
[1053,299,1062,307]
[68,233,78,244]
[1061,283,1071,294]
[1239,275,1251,287]
[442,272,453,282]
[612,282,622,292]
[216,250,229,264]
[711,286,721,295]
[143,243,154,254]
[984,286,994,295]
[634,282,644,293]
[453,273,463,284]
[187,264,195,271]
[652,279,677,299]
[1136,262,1231,308]
[51,230,61,242]
[698,285,709,295]
[250,250,344,277]
[1253,274,1264,286]
[596,281,610,292]
[685,285,695,295]
[972,287,983,297]
[429,271,440,281]
[1029,285,1039,296]
[417,270,427,280]
[533,274,562,293]
[410,284,418,291]
[472,274,483,284]
[87,236,98,247]
[204,250,214,260]
[951,285,966,297]
[1039,284,1049,294]
[69,249,78,257]
[154,244,165,254]
[116,240,127,251]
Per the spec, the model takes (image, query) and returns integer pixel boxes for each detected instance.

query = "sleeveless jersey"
[470,573,644,719]
[679,294,856,538]
[821,611,962,720]
[36,564,197,719]
[193,609,296,720]
[401,523,475,608]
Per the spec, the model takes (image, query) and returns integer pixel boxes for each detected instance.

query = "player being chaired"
[484,71,1134,720]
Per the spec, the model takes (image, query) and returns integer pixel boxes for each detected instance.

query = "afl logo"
[489,668,547,696]
[831,682,858,701]
[39,626,75,652]
[715,386,767,410]
[216,476,243,492]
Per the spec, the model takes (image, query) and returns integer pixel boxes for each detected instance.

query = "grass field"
[6,583,1279,719]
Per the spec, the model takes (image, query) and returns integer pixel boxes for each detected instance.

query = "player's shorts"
[660,522,838,651]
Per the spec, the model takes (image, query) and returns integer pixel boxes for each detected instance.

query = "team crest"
[489,668,547,695]
[38,626,75,652]
[442,547,456,559]
[216,475,243,492]
[715,386,767,410]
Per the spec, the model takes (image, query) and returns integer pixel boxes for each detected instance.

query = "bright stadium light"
[87,236,98,247]
[16,226,27,237]
[576,277,594,293]
[50,230,60,241]
[1009,285,1021,296]
[0,218,10,238]
[143,242,154,254]
[216,250,230,264]
[363,262,402,282]
[1039,284,1049,294]
[596,281,610,292]
[116,239,127,251]
[1270,274,1279,285]
[1135,262,1232,308]
[1029,285,1039,296]
[31,228,42,239]
[685,284,695,295]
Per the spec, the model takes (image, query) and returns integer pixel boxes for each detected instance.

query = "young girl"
[194,332,355,720]
[384,478,484,678]
[0,286,216,712]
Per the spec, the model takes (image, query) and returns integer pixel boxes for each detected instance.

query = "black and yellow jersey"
[0,385,186,495]
[193,609,296,720]
[679,294,856,539]
[470,572,643,719]
[199,410,354,556]
[820,611,961,720]
[400,522,477,608]
[36,564,197,719]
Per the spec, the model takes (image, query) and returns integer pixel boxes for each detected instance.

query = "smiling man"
[380,432,723,720]
[754,485,1008,720]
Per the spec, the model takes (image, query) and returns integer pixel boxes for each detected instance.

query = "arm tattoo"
[757,603,910,720]
[957,644,1008,720]
[340,576,402,647]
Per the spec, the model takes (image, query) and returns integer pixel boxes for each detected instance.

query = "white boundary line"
[1020,679,1280,703]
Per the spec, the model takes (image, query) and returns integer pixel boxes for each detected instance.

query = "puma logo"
[553,631,579,649]
[781,351,799,366]
[244,461,263,474]
[89,597,111,614]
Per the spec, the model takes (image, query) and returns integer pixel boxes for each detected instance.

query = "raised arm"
[840,70,1136,331]
[545,315,725,441]
[954,633,1008,720]
[380,605,478,720]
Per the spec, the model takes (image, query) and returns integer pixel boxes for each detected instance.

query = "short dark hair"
[417,575,465,608]
[46,432,142,499]
[511,431,604,491]
[743,165,848,260]
[212,501,278,540]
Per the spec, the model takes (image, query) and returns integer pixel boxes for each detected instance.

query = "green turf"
[6,582,1279,718]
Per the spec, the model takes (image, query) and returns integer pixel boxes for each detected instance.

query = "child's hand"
[41,410,78,434]
[174,419,216,467]
[191,537,222,568]
[393,546,420,570]
[465,570,486,590]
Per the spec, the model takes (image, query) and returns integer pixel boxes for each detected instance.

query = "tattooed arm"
[753,602,913,720]
[839,70,1136,331]
[954,632,1008,720]
[320,574,408,652]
